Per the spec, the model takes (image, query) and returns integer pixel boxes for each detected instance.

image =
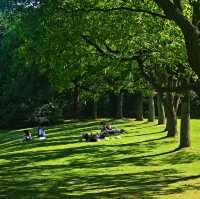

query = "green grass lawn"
[1,119,200,199]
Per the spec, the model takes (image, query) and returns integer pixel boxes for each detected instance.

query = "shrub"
[31,102,63,125]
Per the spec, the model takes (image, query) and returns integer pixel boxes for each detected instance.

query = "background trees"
[0,0,200,148]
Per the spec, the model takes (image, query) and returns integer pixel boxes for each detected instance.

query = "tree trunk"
[73,82,80,119]
[136,91,143,121]
[164,105,169,132]
[148,92,155,122]
[166,92,177,137]
[116,92,123,118]
[93,99,98,119]
[157,91,165,125]
[179,91,191,148]
[174,95,181,113]
[153,1,200,77]
[183,26,200,78]
[149,0,200,91]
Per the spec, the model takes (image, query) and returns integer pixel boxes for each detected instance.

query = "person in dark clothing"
[100,122,126,135]
[81,133,100,142]
[23,130,32,142]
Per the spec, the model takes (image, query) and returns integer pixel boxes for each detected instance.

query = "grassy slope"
[0,119,200,199]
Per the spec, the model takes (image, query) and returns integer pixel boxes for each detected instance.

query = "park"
[1,0,200,198]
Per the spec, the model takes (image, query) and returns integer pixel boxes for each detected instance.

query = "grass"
[1,119,200,199]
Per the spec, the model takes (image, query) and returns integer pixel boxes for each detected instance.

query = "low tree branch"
[82,34,139,61]
[136,57,161,89]
[81,35,107,56]
[104,42,120,54]
[153,0,193,32]
[173,0,183,12]
[82,34,199,93]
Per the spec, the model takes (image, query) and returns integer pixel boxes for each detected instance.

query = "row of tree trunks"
[73,89,145,120]
[163,90,191,148]
[115,89,190,148]
[152,1,200,149]
[73,86,191,148]
[73,90,125,120]
[137,91,165,123]
[72,83,161,122]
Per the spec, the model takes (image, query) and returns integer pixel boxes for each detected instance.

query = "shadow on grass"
[134,131,164,137]
[0,165,200,199]
[162,149,200,165]
[0,119,200,199]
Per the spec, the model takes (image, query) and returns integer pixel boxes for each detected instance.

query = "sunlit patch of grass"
[0,119,200,198]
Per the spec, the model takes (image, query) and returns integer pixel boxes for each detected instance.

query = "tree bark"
[148,92,155,122]
[136,91,144,121]
[153,0,200,77]
[179,91,191,148]
[166,92,178,137]
[157,91,165,125]
[183,3,200,78]
[164,102,169,132]
[116,92,123,118]
[174,95,181,113]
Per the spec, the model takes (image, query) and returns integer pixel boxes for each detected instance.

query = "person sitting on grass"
[90,133,100,142]
[37,127,46,140]
[80,133,90,142]
[100,122,126,135]
[100,122,108,132]
[23,130,32,142]
[81,133,101,142]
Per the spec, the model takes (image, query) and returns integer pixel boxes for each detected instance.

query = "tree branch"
[137,58,161,89]
[153,0,193,32]
[82,34,139,61]
[104,42,120,54]
[82,33,199,93]
[173,0,183,12]
[81,35,107,56]
[157,79,200,93]
[60,6,171,20]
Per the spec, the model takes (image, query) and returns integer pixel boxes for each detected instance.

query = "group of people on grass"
[22,127,46,142]
[23,122,126,143]
[81,122,126,142]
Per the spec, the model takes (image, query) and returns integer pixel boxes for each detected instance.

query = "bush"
[31,102,63,125]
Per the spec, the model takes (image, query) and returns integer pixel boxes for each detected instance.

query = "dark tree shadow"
[0,119,199,199]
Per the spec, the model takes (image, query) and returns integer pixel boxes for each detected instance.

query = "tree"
[152,0,200,78]
[0,22,55,128]
[19,0,195,147]
[60,0,200,80]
